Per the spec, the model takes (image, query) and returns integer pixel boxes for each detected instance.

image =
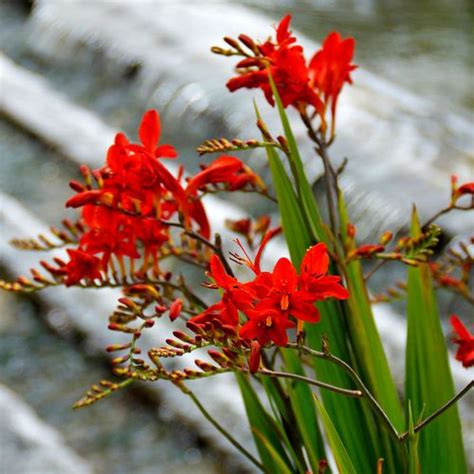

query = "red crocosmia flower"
[309,32,357,134]
[240,308,295,346]
[254,257,321,323]
[169,298,183,322]
[450,315,474,368]
[300,243,350,299]
[207,255,255,312]
[63,249,102,286]
[227,15,324,114]
[138,110,178,159]
[79,206,140,267]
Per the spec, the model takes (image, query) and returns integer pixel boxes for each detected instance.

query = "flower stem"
[186,390,265,471]
[399,380,473,441]
[286,343,401,441]
[258,369,362,398]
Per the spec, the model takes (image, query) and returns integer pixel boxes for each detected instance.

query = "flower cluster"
[59,110,263,285]
[188,240,349,368]
[215,15,356,136]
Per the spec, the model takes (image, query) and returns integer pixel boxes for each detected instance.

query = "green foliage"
[236,373,293,473]
[314,395,358,474]
[405,208,466,473]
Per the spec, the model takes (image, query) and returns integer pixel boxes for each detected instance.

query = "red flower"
[80,206,140,267]
[137,110,177,159]
[189,242,349,349]
[251,258,321,323]
[240,308,295,346]
[300,243,350,299]
[226,15,324,114]
[450,315,474,368]
[188,298,239,329]
[63,249,102,286]
[187,255,253,330]
[309,32,357,134]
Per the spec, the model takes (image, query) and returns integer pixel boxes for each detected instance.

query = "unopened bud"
[238,34,257,52]
[380,231,393,245]
[169,298,183,322]
[223,36,240,49]
[347,223,356,239]
[195,360,217,373]
[208,350,229,367]
[249,341,261,374]
[106,343,132,352]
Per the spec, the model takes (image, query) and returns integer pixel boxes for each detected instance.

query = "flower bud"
[380,231,393,245]
[169,298,183,322]
[347,223,356,239]
[249,341,261,374]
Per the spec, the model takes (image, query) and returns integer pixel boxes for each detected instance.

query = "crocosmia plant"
[2,15,472,474]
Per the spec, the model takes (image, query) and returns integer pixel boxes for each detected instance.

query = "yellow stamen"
[280,293,289,310]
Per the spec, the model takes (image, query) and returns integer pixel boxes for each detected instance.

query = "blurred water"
[0,288,230,474]
[249,0,474,115]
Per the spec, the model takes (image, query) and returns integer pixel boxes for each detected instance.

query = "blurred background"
[0,1,472,473]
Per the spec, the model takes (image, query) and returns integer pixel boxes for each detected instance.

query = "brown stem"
[399,380,473,441]
[258,368,363,398]
[286,343,401,440]
[423,204,472,229]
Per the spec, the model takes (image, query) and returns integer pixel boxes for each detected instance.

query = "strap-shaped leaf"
[314,394,358,474]
[405,208,466,473]
[259,100,391,472]
[338,192,404,430]
[260,138,326,472]
[236,373,293,472]
[267,73,327,244]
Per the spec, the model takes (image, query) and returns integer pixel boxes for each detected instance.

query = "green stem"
[186,390,265,471]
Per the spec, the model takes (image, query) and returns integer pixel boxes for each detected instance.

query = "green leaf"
[235,373,293,473]
[406,401,422,474]
[314,394,358,474]
[267,73,327,244]
[338,191,404,433]
[280,349,326,471]
[261,378,308,473]
[260,135,326,473]
[405,207,466,473]
[258,101,387,473]
[253,430,293,474]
